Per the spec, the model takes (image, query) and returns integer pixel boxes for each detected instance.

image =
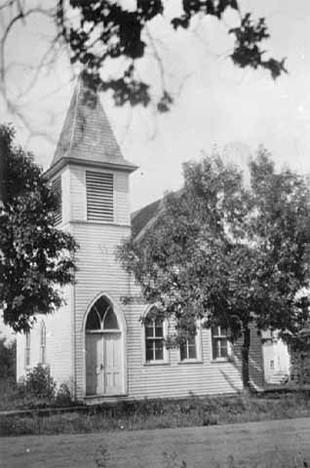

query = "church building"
[16,74,265,402]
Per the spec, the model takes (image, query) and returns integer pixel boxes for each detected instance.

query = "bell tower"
[45,72,137,399]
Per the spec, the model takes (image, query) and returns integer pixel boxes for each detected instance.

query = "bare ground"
[1,417,310,468]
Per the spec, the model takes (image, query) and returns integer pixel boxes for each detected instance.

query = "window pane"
[146,339,154,361]
[220,341,228,358]
[104,308,119,329]
[97,297,109,321]
[86,309,101,330]
[155,345,163,360]
[155,324,163,337]
[146,348,154,362]
[188,344,197,359]
[145,324,154,338]
[212,339,219,359]
[220,327,227,337]
[180,344,187,361]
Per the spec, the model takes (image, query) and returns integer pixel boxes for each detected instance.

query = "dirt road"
[1,417,310,468]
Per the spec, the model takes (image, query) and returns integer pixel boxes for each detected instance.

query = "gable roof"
[131,198,163,240]
[131,190,184,241]
[47,72,137,178]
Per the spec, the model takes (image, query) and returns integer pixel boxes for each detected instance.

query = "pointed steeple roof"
[47,72,137,177]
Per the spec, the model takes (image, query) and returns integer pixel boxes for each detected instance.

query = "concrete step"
[267,373,289,385]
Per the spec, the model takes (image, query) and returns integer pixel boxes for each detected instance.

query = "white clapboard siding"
[62,168,71,224]
[122,293,264,399]
[71,222,132,398]
[125,305,243,399]
[115,172,130,225]
[16,285,73,389]
[70,165,86,221]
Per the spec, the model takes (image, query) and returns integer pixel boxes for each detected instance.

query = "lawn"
[2,389,310,437]
[2,417,310,468]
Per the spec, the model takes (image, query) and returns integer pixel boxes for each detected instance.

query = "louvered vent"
[86,171,114,222]
[52,176,62,225]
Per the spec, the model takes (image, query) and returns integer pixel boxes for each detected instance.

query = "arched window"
[25,332,31,368]
[86,297,119,331]
[40,321,47,364]
[144,307,166,362]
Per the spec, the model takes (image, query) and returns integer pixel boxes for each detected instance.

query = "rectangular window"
[180,336,197,361]
[86,171,114,222]
[212,326,228,360]
[145,318,164,362]
[52,176,62,225]
[25,332,31,368]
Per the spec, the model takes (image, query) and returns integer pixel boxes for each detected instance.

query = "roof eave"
[45,156,138,180]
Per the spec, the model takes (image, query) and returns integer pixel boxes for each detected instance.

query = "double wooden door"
[86,332,122,395]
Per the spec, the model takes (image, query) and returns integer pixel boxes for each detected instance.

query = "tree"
[118,151,310,389]
[57,0,286,109]
[0,1,286,136]
[0,125,78,332]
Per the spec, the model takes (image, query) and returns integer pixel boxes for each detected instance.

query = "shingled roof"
[47,72,137,177]
[131,198,163,240]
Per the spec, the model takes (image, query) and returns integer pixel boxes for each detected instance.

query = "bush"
[0,336,16,379]
[55,383,73,406]
[19,364,56,402]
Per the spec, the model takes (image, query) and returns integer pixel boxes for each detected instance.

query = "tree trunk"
[0,132,7,208]
[241,325,251,390]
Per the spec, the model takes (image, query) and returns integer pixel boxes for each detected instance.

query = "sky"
[1,0,310,338]
[2,0,310,213]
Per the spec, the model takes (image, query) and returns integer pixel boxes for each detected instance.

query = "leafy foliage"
[0,335,16,379]
[19,364,57,400]
[0,125,78,332]
[119,151,310,387]
[56,0,286,111]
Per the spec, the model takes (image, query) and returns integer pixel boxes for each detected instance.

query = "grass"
[2,391,310,436]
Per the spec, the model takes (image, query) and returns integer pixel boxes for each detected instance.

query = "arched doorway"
[85,296,122,396]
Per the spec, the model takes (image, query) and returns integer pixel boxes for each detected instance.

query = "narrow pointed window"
[25,332,31,368]
[40,321,47,365]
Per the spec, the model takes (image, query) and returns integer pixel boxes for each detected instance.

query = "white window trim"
[142,310,169,365]
[179,322,203,364]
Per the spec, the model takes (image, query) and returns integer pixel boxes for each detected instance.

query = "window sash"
[180,336,197,361]
[145,317,164,362]
[211,326,228,360]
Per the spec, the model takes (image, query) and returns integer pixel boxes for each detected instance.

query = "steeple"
[47,72,137,177]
